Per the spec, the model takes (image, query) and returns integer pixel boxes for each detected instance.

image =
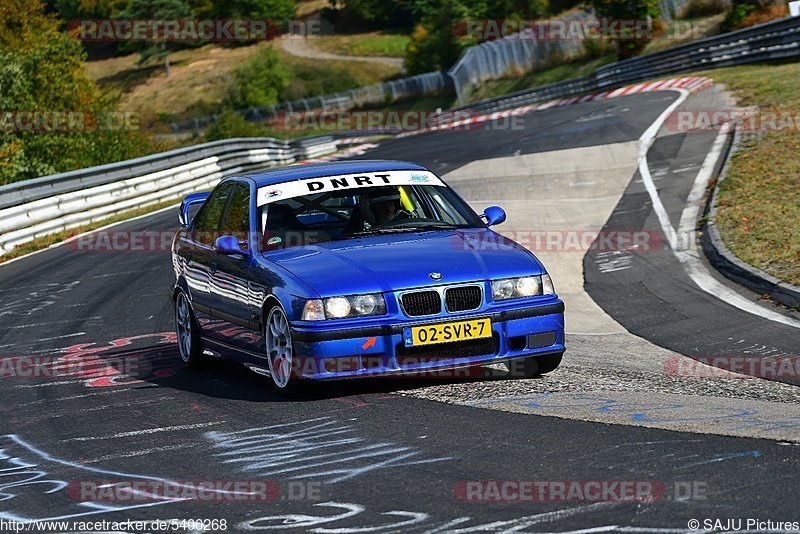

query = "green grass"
[309,32,410,58]
[276,46,401,102]
[697,61,800,287]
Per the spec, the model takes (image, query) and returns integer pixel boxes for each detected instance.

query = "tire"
[510,352,563,378]
[175,291,205,369]
[265,305,303,395]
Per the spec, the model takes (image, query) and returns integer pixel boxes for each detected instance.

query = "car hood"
[263,229,545,297]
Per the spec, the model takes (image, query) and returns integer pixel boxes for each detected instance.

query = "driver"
[343,187,411,235]
[368,187,405,225]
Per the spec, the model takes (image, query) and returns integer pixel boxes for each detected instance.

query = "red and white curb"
[397,76,714,138]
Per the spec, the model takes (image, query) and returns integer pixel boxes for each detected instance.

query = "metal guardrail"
[0,136,337,254]
[453,15,800,114]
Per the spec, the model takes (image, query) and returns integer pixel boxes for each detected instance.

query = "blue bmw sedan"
[171,160,565,392]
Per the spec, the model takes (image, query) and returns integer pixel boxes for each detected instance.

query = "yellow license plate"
[404,318,492,347]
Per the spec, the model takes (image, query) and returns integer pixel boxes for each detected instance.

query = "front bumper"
[290,299,565,380]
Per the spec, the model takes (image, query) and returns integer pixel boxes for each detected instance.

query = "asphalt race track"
[1,86,799,532]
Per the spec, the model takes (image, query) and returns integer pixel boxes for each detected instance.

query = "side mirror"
[179,192,211,227]
[482,205,506,227]
[214,235,248,256]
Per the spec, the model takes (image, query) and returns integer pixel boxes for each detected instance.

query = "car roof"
[237,160,431,188]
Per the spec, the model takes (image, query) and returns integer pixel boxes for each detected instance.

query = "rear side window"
[194,183,234,245]
[219,184,251,249]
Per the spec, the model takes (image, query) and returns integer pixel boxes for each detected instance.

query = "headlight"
[352,294,379,315]
[515,276,540,297]
[325,296,351,318]
[302,294,386,320]
[492,275,554,300]
[492,279,515,300]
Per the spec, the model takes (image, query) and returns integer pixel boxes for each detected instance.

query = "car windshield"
[257,184,483,251]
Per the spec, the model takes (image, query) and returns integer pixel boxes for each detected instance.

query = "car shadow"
[85,342,539,402]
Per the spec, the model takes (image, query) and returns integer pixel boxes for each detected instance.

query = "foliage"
[204,109,267,140]
[0,0,150,184]
[116,0,194,76]
[328,0,554,32]
[226,45,290,108]
[278,58,362,101]
[405,0,467,74]
[210,0,295,23]
[583,0,661,59]
[721,0,783,30]
[52,0,131,20]
[325,0,416,29]
[680,0,728,19]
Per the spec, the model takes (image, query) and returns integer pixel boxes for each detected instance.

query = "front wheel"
[265,305,301,393]
[175,292,205,368]
[510,352,563,378]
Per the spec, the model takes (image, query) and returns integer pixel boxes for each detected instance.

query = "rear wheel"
[511,352,563,378]
[175,292,204,368]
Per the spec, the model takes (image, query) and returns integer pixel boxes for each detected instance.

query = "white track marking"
[85,443,199,463]
[62,421,224,442]
[7,318,101,329]
[15,380,87,388]
[0,434,269,522]
[32,332,87,343]
[638,89,800,329]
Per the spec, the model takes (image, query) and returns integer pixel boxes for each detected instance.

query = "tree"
[204,109,266,140]
[327,0,416,29]
[226,45,290,108]
[117,0,194,77]
[0,0,149,184]
[212,0,295,26]
[52,0,131,21]
[405,0,466,74]
[583,0,661,59]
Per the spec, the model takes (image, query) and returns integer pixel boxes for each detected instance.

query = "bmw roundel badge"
[429,272,443,281]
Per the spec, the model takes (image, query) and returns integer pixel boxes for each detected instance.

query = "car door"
[207,182,259,352]
[186,182,235,323]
